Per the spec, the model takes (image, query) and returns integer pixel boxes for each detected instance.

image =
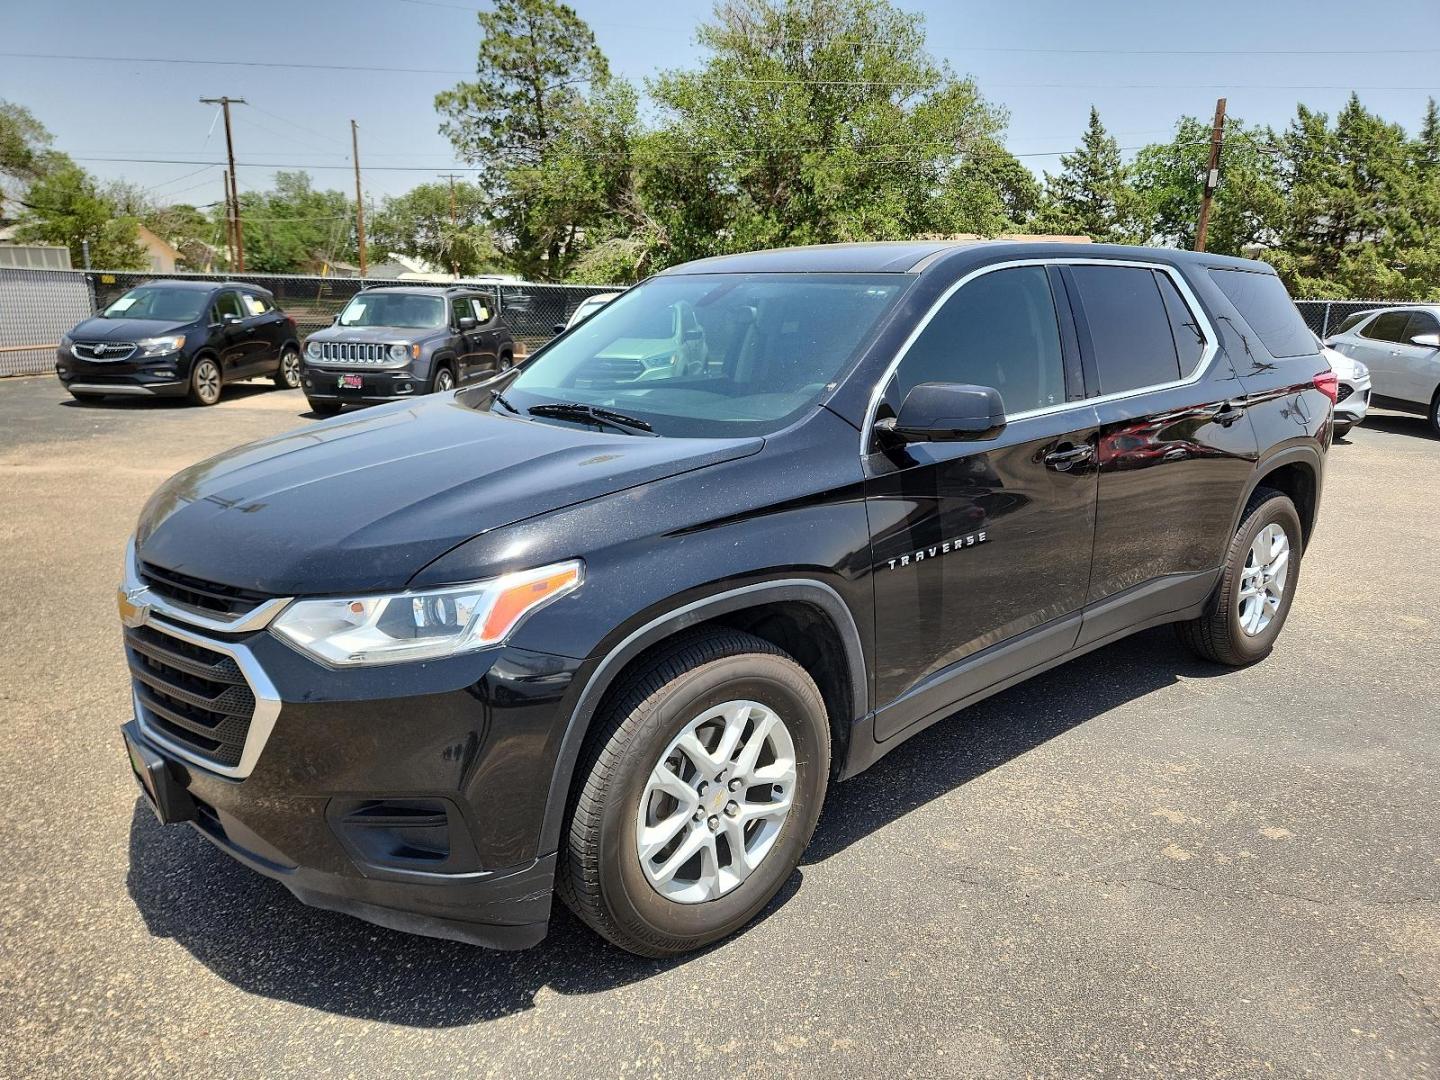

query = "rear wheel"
[187,358,222,406]
[498,351,513,371]
[1177,488,1303,666]
[1428,387,1440,439]
[273,347,302,389]
[558,631,830,957]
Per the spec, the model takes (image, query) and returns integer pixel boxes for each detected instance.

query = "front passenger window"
[886,265,1065,417]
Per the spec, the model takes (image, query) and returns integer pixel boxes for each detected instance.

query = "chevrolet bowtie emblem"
[117,586,151,628]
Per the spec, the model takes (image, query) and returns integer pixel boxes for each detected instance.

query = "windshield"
[505,273,907,437]
[102,286,208,322]
[338,292,446,330]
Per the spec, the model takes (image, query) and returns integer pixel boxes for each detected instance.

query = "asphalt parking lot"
[0,374,1436,1078]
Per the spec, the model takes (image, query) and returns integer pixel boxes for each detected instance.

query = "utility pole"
[221,173,236,268]
[351,119,368,277]
[200,96,247,271]
[1194,97,1227,253]
[440,173,464,276]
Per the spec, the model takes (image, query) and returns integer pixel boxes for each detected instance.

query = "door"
[210,291,250,379]
[1350,310,1413,401]
[866,263,1099,741]
[1394,310,1440,405]
[1068,263,1259,646]
[450,296,486,382]
[468,296,500,376]
[239,291,287,374]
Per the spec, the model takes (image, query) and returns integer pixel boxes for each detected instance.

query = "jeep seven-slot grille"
[126,623,254,768]
[317,341,394,364]
[140,562,272,618]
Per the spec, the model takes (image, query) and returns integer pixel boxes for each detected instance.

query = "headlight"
[388,343,408,362]
[135,335,185,357]
[305,341,322,360]
[60,334,74,350]
[270,560,583,666]
[1351,361,1368,379]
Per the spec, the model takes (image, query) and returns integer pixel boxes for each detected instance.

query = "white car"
[1315,333,1370,437]
[562,292,620,331]
[1325,305,1440,436]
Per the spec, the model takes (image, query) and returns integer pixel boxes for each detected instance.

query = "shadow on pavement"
[126,626,1225,1026]
[1353,411,1436,441]
[60,383,288,409]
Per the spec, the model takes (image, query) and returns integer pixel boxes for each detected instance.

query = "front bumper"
[121,600,588,949]
[302,364,424,404]
[1335,377,1371,424]
[57,347,188,397]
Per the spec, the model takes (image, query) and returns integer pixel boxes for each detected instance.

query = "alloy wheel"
[635,699,796,904]
[435,368,454,392]
[1237,522,1290,636]
[280,350,301,388]
[194,360,221,405]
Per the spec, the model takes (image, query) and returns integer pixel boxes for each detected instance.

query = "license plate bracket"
[338,374,363,390]
[122,722,196,825]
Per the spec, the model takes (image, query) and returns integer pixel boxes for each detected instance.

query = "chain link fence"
[0,265,1426,379]
[0,267,619,377]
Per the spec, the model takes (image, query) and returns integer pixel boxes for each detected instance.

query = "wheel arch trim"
[537,578,867,855]
[1235,442,1323,544]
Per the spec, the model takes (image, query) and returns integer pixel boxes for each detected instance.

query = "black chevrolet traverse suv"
[57,280,302,405]
[300,285,516,415]
[119,242,1331,956]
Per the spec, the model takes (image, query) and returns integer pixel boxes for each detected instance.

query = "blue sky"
[3,0,1439,207]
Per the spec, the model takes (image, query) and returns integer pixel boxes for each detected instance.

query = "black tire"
[498,351,513,372]
[1176,488,1303,666]
[187,357,222,406]
[1428,386,1440,439]
[307,399,342,417]
[430,364,455,394]
[1332,420,1352,438]
[273,347,302,389]
[558,630,830,957]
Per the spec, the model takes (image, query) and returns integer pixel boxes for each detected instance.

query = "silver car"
[1325,305,1440,436]
[1315,333,1370,437]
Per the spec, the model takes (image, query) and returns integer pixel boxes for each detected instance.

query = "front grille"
[140,562,272,618]
[73,341,137,362]
[1336,383,1354,404]
[316,341,394,365]
[127,623,255,769]
[577,357,646,384]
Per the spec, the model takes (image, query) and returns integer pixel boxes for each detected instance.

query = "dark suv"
[118,242,1332,956]
[300,285,516,415]
[57,280,301,405]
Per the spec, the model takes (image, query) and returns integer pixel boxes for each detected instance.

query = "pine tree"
[1035,107,1142,242]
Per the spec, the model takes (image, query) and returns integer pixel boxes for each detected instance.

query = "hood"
[69,316,191,341]
[136,392,762,595]
[1322,344,1360,379]
[308,325,437,344]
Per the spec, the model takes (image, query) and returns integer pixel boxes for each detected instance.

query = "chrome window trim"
[122,536,291,635]
[860,257,1221,454]
[130,617,281,780]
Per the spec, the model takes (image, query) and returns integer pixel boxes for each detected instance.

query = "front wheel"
[558,631,830,957]
[1429,387,1440,439]
[187,357,222,406]
[1176,488,1303,666]
[1332,420,1353,439]
[431,365,455,394]
[273,347,302,389]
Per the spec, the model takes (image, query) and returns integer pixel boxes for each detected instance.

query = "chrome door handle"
[1212,400,1248,427]
[1044,444,1094,471]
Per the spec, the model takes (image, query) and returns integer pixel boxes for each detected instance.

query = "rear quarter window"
[1209,269,1317,358]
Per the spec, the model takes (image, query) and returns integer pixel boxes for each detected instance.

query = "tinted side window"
[1209,269,1317,358]
[1335,311,1374,336]
[1405,310,1439,340]
[240,292,273,317]
[891,265,1065,416]
[212,291,243,321]
[1156,272,1207,376]
[1068,265,1180,394]
[1364,311,1411,343]
[451,297,472,326]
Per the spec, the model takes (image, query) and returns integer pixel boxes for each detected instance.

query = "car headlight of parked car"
[1351,360,1369,379]
[388,343,409,362]
[305,341,323,360]
[136,335,185,357]
[270,560,583,666]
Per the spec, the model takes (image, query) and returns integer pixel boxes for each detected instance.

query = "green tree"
[231,171,355,273]
[14,158,146,269]
[641,0,1012,269]
[436,0,611,279]
[1130,115,1283,256]
[1034,107,1143,242]
[370,180,500,275]
[0,99,54,218]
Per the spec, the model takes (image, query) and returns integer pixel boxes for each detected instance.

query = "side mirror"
[553,322,566,335]
[458,316,478,331]
[1411,332,1440,348]
[331,313,341,325]
[221,313,242,326]
[878,382,1007,443]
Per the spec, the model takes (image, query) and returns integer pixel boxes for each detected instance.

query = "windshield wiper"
[492,391,519,414]
[525,402,657,436]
